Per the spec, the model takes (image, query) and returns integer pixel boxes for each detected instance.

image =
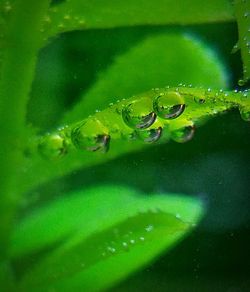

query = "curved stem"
[20,87,250,196]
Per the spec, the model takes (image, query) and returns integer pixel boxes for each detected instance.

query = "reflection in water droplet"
[194,96,205,104]
[171,125,195,143]
[153,92,185,119]
[90,135,110,152]
[240,106,250,121]
[137,127,162,143]
[122,99,156,129]
[71,120,110,152]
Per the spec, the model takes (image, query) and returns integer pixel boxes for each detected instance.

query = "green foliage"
[0,0,249,291]
[0,0,51,259]
[11,185,202,291]
[17,31,231,196]
[63,33,229,123]
[43,0,234,40]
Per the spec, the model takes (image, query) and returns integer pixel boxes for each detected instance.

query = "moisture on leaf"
[11,185,204,291]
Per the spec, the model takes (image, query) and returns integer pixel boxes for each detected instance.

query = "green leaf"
[42,0,234,40]
[63,33,229,124]
[12,185,203,291]
[20,32,229,195]
[234,0,250,84]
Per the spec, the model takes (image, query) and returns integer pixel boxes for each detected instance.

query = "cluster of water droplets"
[101,228,147,258]
[99,212,160,259]
[121,90,192,145]
[37,86,250,160]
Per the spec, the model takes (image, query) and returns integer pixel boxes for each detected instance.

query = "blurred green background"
[23,21,250,291]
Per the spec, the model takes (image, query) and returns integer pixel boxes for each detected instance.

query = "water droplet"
[122,99,156,129]
[38,133,68,159]
[107,246,116,254]
[153,91,185,119]
[4,2,12,13]
[71,119,110,152]
[63,14,71,20]
[194,96,205,104]
[122,242,129,251]
[239,106,250,121]
[44,15,51,23]
[137,127,162,143]
[145,224,154,232]
[130,239,135,244]
[238,78,245,86]
[57,23,64,29]
[139,236,145,242]
[175,213,181,219]
[231,42,240,54]
[171,125,195,143]
[78,19,85,26]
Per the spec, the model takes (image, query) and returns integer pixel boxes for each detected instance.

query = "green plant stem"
[0,0,50,261]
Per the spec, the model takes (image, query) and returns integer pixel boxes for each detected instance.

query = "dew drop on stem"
[122,99,156,129]
[171,125,195,143]
[136,127,162,143]
[194,96,205,104]
[38,133,68,159]
[71,119,110,152]
[153,91,185,119]
[239,106,250,121]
